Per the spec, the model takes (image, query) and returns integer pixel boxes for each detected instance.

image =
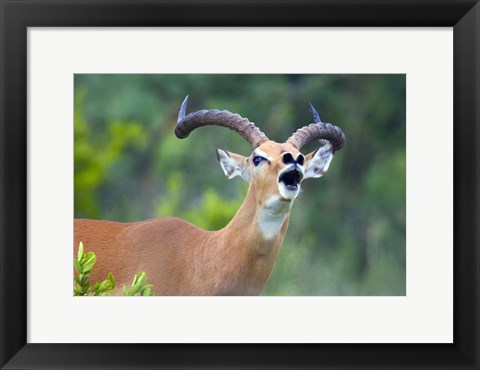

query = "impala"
[74,96,345,295]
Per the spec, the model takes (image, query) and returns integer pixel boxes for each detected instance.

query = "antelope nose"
[282,152,304,166]
[282,152,295,164]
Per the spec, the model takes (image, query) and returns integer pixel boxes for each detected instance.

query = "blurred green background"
[74,74,406,296]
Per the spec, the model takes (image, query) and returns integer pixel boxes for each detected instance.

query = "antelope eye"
[253,156,265,167]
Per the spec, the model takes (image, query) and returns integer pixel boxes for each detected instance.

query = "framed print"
[1,0,479,369]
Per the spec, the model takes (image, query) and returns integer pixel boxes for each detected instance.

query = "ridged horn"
[175,96,269,148]
[286,103,346,152]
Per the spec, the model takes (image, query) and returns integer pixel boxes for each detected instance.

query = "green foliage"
[74,242,115,296]
[155,171,183,217]
[122,272,154,296]
[155,171,244,230]
[74,90,148,219]
[74,74,406,296]
[184,188,244,230]
[73,242,154,296]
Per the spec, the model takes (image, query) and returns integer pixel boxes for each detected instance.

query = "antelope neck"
[223,187,293,245]
[258,196,292,240]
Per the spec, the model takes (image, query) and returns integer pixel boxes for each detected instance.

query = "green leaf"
[108,272,115,289]
[74,260,82,274]
[122,284,127,296]
[141,287,152,296]
[128,282,142,296]
[82,265,93,274]
[82,252,96,265]
[82,254,97,273]
[131,274,138,286]
[77,242,84,261]
[99,280,113,292]
[136,272,147,285]
[74,275,81,286]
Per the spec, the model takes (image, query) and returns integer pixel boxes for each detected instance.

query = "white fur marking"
[254,149,272,161]
[258,196,292,240]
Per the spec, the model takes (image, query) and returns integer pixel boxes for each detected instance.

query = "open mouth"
[279,168,303,190]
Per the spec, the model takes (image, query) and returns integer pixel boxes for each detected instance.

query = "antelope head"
[176,96,345,208]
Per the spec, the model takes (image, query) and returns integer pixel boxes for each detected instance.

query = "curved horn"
[286,103,346,151]
[309,102,322,124]
[175,96,269,148]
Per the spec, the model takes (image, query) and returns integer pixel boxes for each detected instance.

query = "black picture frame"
[1,1,479,369]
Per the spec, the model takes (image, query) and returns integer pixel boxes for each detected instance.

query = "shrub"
[74,242,154,296]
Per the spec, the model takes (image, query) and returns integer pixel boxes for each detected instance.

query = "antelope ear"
[216,149,250,183]
[304,141,335,179]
